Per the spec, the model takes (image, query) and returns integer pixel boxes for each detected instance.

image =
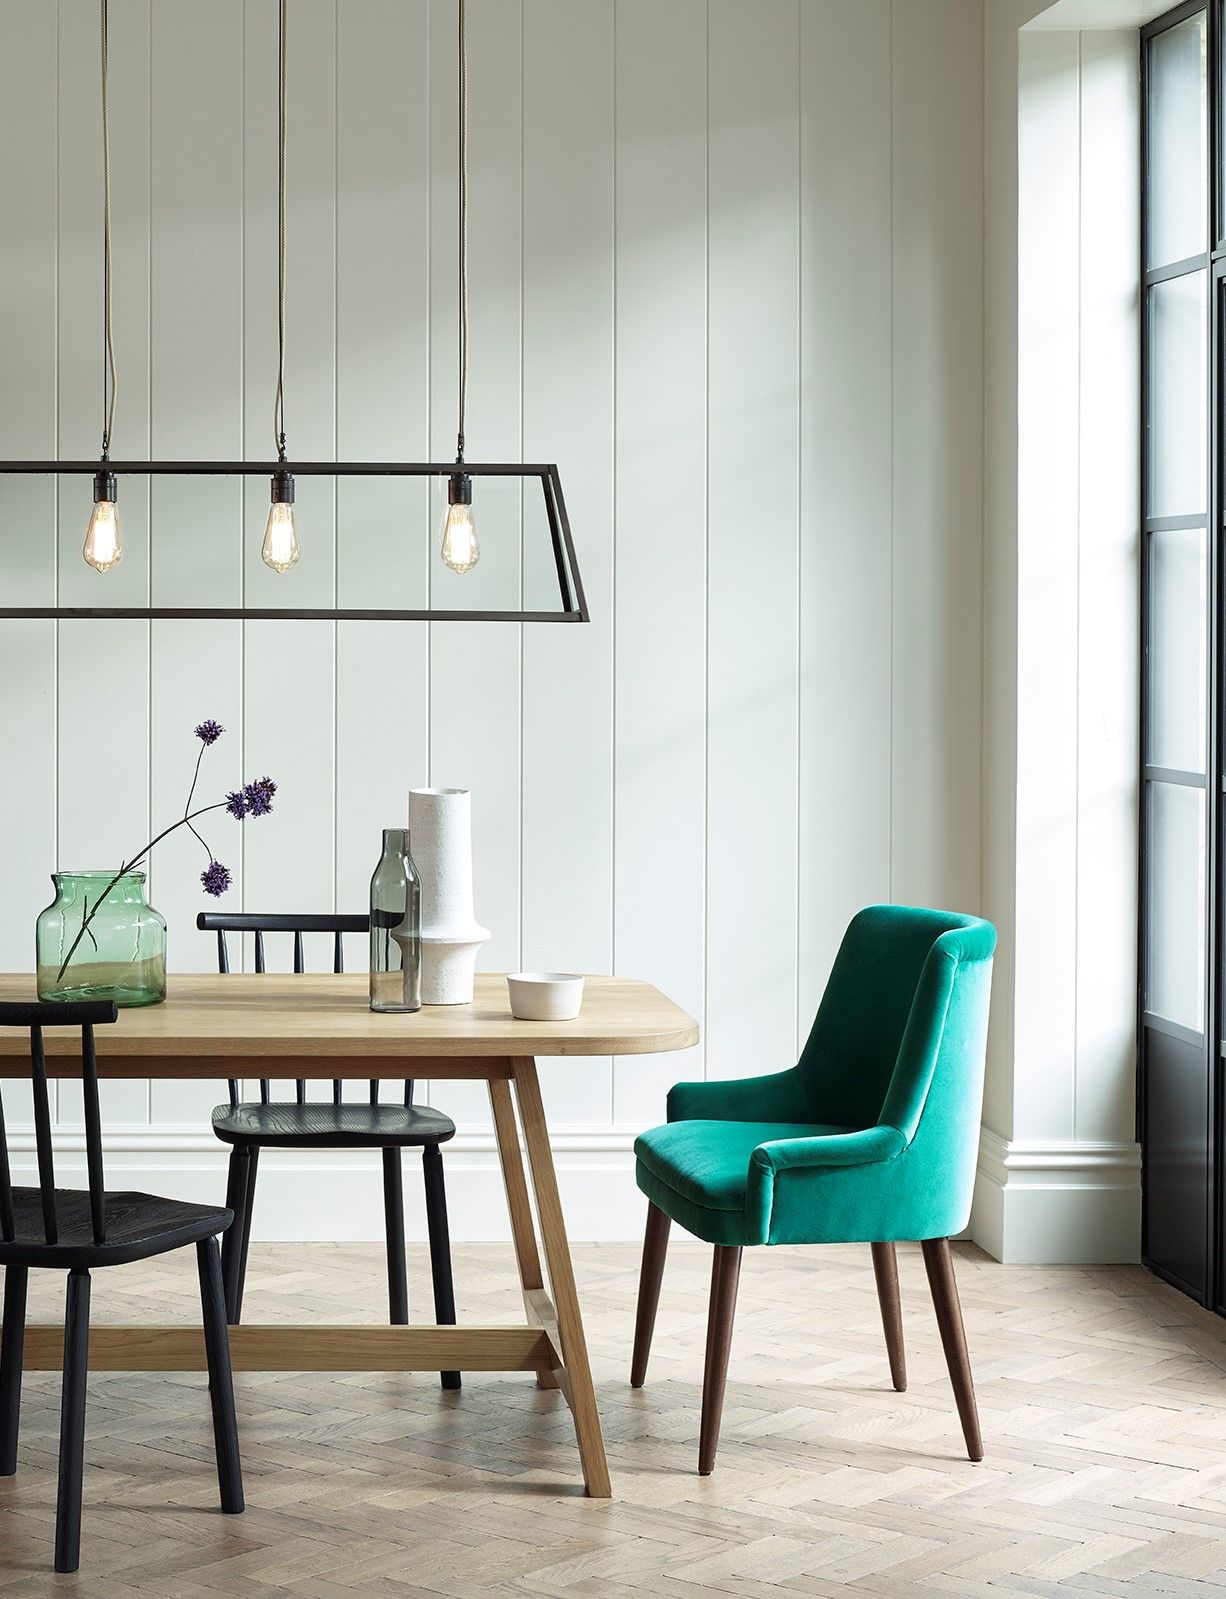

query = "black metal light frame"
[0,459,588,623]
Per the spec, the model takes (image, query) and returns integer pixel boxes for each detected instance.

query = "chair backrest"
[797,905,996,1137]
[0,999,119,1246]
[195,911,415,1110]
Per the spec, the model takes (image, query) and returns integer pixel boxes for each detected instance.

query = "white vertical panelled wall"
[974,18,1141,1263]
[0,0,984,1241]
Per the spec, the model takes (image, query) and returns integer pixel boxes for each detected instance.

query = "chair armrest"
[744,1124,908,1245]
[667,1067,808,1124]
[751,1124,906,1173]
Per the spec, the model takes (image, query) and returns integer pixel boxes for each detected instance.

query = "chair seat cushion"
[635,1119,851,1246]
[212,1100,457,1149]
[0,1187,232,1270]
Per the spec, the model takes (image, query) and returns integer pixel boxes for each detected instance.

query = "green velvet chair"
[631,904,996,1474]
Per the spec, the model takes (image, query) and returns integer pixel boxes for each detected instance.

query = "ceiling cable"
[457,0,468,463]
[274,0,288,462]
[100,0,117,460]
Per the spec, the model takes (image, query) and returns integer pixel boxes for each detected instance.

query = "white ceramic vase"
[408,787,490,1004]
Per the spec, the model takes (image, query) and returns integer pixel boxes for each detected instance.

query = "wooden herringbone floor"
[0,1240,1224,1595]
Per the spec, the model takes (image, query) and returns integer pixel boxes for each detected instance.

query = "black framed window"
[1140,0,1222,1310]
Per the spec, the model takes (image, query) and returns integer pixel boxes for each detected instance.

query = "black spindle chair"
[0,1000,243,1573]
[197,912,460,1390]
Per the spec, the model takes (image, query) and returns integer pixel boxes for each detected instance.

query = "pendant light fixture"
[440,0,478,575]
[83,0,121,574]
[261,0,299,573]
[4,3,587,624]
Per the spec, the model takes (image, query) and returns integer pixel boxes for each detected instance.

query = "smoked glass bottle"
[369,828,422,1013]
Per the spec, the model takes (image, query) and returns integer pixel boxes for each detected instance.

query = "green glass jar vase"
[36,871,167,1007]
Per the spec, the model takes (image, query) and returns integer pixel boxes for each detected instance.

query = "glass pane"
[1147,780,1206,1029]
[1148,271,1208,518]
[1149,526,1207,772]
[1147,11,1207,267]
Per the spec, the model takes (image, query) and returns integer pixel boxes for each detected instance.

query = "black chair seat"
[211,1099,457,1149]
[0,1188,233,1271]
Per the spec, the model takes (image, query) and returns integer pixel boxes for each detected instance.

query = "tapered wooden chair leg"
[221,1148,248,1323]
[698,1245,742,1477]
[54,1268,91,1574]
[630,1203,670,1388]
[921,1237,983,1461]
[423,1144,461,1391]
[0,1265,29,1474]
[197,1238,244,1514]
[870,1242,907,1392]
[233,1147,259,1323]
[382,1148,409,1325]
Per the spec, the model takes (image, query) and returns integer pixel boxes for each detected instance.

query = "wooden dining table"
[0,971,698,1499]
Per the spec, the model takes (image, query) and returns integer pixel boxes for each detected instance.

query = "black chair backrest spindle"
[0,1085,12,1243]
[81,1024,107,1245]
[193,913,416,1108]
[0,1000,119,1247]
[30,1023,57,1241]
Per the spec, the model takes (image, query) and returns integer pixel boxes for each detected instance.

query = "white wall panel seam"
[794,0,802,1059]
[702,0,711,1086]
[429,0,434,804]
[332,0,339,919]
[240,0,247,962]
[147,0,154,1130]
[1073,30,1083,1140]
[888,0,896,905]
[703,0,709,1093]
[610,0,618,1126]
[984,8,997,915]
[519,0,526,985]
[54,0,63,1124]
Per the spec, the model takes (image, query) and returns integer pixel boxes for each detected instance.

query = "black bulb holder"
[93,469,117,505]
[270,468,295,505]
[447,470,472,507]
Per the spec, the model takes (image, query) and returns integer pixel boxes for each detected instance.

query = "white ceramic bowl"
[507,972,585,1022]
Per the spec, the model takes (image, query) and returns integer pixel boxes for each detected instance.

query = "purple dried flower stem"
[53,799,231,984]
[184,816,215,863]
[184,740,208,816]
[183,743,221,866]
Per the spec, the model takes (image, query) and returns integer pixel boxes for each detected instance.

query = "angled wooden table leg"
[488,1073,559,1389]
[511,1056,612,1499]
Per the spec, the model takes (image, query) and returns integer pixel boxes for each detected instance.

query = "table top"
[0,973,699,1064]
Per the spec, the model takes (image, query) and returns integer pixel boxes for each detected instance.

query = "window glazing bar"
[1144,515,1210,532]
[1145,765,1208,787]
[1146,251,1211,285]
[1144,1011,1207,1048]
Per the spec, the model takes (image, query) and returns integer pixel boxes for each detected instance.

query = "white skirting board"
[8,1124,1144,1259]
[969,1127,1141,1264]
[6,1130,646,1244]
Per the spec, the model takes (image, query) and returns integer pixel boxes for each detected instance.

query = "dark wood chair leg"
[870,1241,907,1392]
[698,1245,742,1477]
[921,1237,983,1462]
[233,1146,260,1324]
[221,1147,249,1323]
[382,1147,409,1325]
[54,1268,91,1574]
[422,1144,461,1391]
[196,1237,244,1514]
[630,1202,670,1388]
[0,1265,29,1474]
